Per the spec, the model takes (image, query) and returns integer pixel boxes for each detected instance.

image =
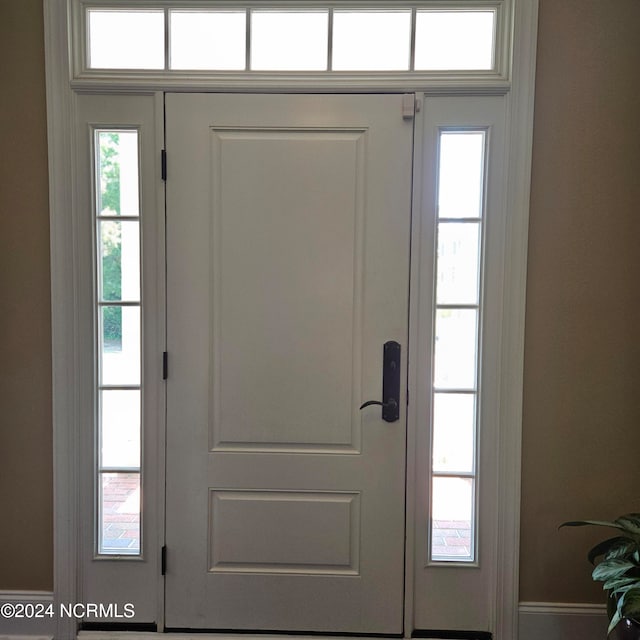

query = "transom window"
[85,5,498,72]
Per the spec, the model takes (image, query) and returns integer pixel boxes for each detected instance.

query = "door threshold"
[78,632,408,640]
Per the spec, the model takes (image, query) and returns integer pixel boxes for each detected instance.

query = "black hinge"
[161,149,167,181]
[162,351,168,380]
[161,545,167,575]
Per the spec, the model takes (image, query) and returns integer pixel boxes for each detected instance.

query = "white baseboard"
[0,595,607,640]
[519,602,608,640]
[0,591,55,640]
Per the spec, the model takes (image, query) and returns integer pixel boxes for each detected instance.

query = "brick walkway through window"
[101,472,140,553]
[432,520,472,558]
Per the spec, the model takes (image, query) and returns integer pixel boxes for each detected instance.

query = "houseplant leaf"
[561,520,627,531]
[615,515,640,537]
[561,513,640,635]
[588,537,638,565]
[592,559,636,583]
[609,607,623,635]
[603,577,638,592]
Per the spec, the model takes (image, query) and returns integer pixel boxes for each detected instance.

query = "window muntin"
[94,129,143,556]
[85,5,499,73]
[430,130,486,563]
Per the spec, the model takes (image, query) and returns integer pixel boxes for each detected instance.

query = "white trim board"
[518,602,608,640]
[0,591,55,639]
[0,637,53,640]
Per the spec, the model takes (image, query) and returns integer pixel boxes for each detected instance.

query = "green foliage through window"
[99,132,122,345]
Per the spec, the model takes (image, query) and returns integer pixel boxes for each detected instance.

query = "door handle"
[359,341,401,422]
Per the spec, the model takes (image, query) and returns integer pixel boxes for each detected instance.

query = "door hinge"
[161,149,167,181]
[162,351,168,380]
[161,545,167,575]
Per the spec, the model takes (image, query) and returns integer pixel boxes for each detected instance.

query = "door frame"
[44,1,539,638]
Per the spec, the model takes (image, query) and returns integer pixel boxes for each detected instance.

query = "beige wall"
[0,1,53,590]
[0,0,639,604]
[521,0,640,602]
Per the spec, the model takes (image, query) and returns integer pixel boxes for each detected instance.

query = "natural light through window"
[88,9,164,69]
[415,11,495,70]
[85,5,499,73]
[332,10,411,71]
[251,11,329,71]
[430,131,486,563]
[95,130,142,556]
[170,10,246,70]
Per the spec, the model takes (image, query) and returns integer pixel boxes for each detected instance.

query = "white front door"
[164,93,413,633]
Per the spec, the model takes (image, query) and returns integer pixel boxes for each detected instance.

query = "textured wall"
[0,0,53,590]
[520,0,640,602]
[1,0,639,604]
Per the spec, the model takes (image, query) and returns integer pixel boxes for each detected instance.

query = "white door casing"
[47,6,538,637]
[164,93,413,633]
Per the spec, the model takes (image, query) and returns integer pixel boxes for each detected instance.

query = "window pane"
[88,10,164,70]
[332,11,411,71]
[434,309,477,389]
[100,221,140,302]
[436,222,480,305]
[438,132,485,219]
[251,11,328,70]
[100,305,141,386]
[433,393,475,473]
[170,11,246,70]
[415,11,495,70]
[431,477,474,561]
[97,131,139,217]
[101,390,140,469]
[99,472,140,554]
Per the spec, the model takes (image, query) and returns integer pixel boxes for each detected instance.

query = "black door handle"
[359,341,401,422]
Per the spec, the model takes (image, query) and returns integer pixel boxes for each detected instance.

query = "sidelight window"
[429,130,486,563]
[94,129,143,556]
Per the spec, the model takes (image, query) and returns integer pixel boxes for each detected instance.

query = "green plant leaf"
[560,520,626,531]
[622,589,640,616]
[609,607,622,635]
[603,577,638,591]
[588,537,637,564]
[593,559,636,582]
[615,514,640,536]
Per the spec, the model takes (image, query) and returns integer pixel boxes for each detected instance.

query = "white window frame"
[71,93,164,621]
[70,0,512,90]
[45,0,538,638]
